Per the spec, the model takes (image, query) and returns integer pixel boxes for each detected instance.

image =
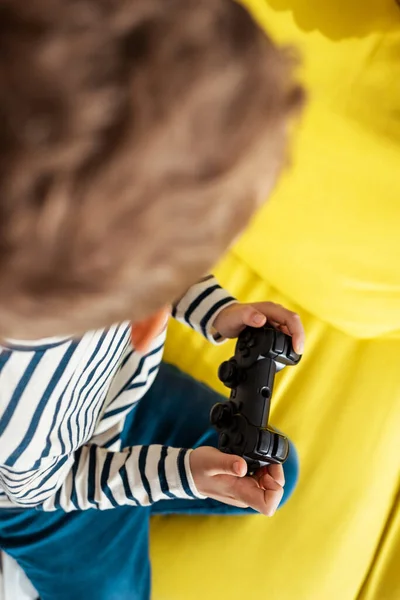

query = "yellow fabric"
[237,0,400,340]
[151,2,400,599]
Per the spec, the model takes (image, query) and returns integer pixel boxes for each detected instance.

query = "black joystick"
[210,325,301,474]
[209,402,233,429]
[218,361,241,388]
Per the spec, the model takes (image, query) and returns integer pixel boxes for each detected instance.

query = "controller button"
[260,386,271,399]
[273,331,285,354]
[218,361,240,388]
[241,330,252,342]
[210,404,224,426]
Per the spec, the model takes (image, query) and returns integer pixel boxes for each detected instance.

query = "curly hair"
[0,0,303,338]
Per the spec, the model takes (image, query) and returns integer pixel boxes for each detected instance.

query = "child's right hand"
[190,446,284,516]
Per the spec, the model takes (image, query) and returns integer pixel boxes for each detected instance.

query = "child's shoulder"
[0,322,131,355]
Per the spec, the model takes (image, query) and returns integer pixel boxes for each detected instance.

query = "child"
[0,0,305,598]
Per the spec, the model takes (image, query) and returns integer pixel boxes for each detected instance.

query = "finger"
[267,464,285,487]
[258,473,284,494]
[270,321,291,337]
[210,494,249,509]
[240,305,267,329]
[255,464,285,487]
[255,303,305,354]
[205,449,247,478]
[234,476,283,516]
[263,485,284,516]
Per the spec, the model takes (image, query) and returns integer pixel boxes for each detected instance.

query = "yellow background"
[151,1,400,598]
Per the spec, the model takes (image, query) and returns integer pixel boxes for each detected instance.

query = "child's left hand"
[213,301,305,355]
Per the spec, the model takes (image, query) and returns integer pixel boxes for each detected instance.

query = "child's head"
[0,0,303,339]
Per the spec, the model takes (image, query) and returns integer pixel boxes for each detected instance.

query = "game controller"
[210,325,301,474]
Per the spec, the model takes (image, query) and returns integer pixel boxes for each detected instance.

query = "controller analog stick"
[218,361,240,388]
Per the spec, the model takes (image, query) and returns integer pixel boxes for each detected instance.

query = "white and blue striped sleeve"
[0,445,205,512]
[172,275,237,344]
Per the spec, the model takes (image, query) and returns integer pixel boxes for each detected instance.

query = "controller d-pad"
[241,330,253,343]
[246,337,256,348]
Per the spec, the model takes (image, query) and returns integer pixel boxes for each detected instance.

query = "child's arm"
[0,428,285,516]
[172,275,237,343]
[173,276,305,354]
[0,444,205,511]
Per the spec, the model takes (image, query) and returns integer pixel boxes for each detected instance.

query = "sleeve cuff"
[172,276,237,344]
[163,448,207,500]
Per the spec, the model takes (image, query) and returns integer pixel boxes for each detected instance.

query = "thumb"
[208,451,247,477]
[241,306,267,329]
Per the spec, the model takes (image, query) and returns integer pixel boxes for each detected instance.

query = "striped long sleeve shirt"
[0,277,236,511]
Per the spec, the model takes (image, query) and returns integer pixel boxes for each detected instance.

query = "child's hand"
[190,447,284,516]
[213,301,305,355]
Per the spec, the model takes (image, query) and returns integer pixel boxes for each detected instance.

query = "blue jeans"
[0,363,299,600]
